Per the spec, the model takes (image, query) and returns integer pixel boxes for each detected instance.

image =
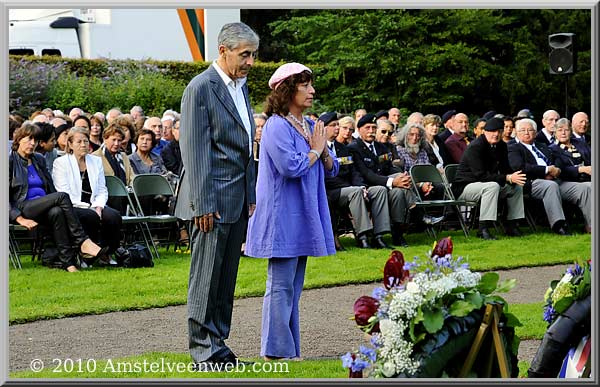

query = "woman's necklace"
[287,112,310,142]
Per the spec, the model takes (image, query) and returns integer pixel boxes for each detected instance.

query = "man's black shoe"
[371,235,390,249]
[221,352,254,366]
[504,226,523,237]
[555,227,572,236]
[356,234,371,249]
[392,234,409,248]
[477,227,497,240]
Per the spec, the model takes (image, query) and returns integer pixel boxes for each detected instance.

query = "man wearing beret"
[451,118,527,240]
[348,113,416,247]
[437,109,457,143]
[322,112,392,249]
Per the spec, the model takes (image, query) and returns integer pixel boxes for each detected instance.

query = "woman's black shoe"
[477,227,497,240]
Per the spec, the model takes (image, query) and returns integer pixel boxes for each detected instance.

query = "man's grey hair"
[397,122,426,150]
[130,105,144,115]
[543,109,560,120]
[218,22,259,50]
[516,118,537,132]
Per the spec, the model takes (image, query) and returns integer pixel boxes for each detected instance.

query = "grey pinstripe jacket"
[176,64,256,223]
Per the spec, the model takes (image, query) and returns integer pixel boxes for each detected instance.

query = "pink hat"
[268,62,312,90]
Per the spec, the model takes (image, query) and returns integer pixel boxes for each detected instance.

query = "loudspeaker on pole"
[548,33,576,74]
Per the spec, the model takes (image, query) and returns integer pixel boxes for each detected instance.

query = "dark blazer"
[347,138,402,187]
[572,133,591,147]
[507,141,555,193]
[549,142,591,182]
[451,135,511,198]
[438,128,453,143]
[325,141,365,202]
[9,151,56,223]
[161,140,183,176]
[571,137,591,163]
[535,129,553,146]
[176,64,256,223]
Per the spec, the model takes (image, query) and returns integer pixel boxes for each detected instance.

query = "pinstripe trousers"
[188,212,248,363]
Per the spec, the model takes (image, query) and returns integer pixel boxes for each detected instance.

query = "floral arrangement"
[542,260,591,326]
[342,237,520,378]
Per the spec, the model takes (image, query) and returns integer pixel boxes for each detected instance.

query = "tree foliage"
[259,9,591,117]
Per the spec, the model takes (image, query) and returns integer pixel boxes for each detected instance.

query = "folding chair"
[9,224,24,269]
[105,175,157,259]
[443,163,480,233]
[409,164,471,239]
[131,174,180,258]
[9,223,47,269]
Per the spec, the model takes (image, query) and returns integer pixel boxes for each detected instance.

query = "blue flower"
[370,334,381,348]
[372,287,387,300]
[359,345,377,362]
[543,305,556,323]
[352,358,370,372]
[341,352,354,369]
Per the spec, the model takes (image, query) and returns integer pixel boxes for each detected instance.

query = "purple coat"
[245,114,339,258]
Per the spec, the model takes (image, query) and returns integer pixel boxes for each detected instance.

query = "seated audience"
[503,116,515,143]
[549,118,592,233]
[348,113,416,247]
[34,122,59,175]
[53,127,122,265]
[322,112,391,250]
[508,118,571,235]
[451,118,527,240]
[422,114,451,170]
[336,116,356,145]
[89,115,104,151]
[445,112,472,164]
[9,123,107,272]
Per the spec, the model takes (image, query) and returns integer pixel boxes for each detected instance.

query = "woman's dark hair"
[73,115,92,129]
[264,70,313,117]
[12,123,41,151]
[135,128,157,149]
[9,118,20,139]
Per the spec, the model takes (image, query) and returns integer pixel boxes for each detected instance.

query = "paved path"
[9,265,566,373]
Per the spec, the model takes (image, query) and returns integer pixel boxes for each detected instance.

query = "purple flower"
[543,305,556,323]
[372,287,387,301]
[352,358,370,372]
[341,352,354,369]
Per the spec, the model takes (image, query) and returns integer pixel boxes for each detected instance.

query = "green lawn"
[9,352,533,379]
[9,230,590,323]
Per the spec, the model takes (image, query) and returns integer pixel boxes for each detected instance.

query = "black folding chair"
[409,164,471,239]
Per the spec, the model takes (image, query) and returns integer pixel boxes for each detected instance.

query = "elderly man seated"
[451,118,527,240]
[508,118,571,235]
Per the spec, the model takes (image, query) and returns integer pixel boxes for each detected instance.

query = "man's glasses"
[379,130,390,135]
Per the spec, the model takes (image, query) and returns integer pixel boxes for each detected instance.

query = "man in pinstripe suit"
[177,22,259,366]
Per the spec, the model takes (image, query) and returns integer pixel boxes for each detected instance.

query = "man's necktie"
[369,143,376,155]
[532,145,549,164]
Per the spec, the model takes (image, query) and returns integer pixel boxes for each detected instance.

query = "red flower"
[432,236,453,257]
[354,295,379,326]
[383,250,409,289]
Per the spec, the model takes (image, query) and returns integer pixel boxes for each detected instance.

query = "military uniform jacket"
[347,138,403,187]
[325,140,365,202]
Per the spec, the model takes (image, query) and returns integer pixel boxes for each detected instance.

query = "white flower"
[382,362,396,377]
[406,281,419,294]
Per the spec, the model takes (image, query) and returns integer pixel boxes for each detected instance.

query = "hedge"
[9,55,330,117]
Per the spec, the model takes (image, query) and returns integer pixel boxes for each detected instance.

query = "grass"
[10,352,532,379]
[9,230,591,323]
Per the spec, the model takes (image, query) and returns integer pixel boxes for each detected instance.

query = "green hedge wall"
[9,55,330,117]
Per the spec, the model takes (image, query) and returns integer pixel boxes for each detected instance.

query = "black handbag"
[116,244,154,268]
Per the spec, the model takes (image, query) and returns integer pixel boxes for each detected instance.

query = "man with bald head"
[445,112,472,164]
[536,109,560,146]
[144,116,169,156]
[571,112,590,146]
[388,107,401,129]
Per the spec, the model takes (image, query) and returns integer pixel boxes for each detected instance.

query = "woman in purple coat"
[245,63,339,361]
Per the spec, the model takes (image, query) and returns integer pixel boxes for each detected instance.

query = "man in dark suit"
[507,118,570,235]
[437,109,456,143]
[177,22,259,366]
[571,112,591,147]
[348,113,416,247]
[452,118,527,240]
[535,109,560,146]
[322,112,391,250]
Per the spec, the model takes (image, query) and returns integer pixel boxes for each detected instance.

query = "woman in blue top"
[245,63,339,361]
[9,123,108,272]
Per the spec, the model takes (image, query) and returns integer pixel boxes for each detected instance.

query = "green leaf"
[464,292,483,309]
[477,272,499,294]
[553,296,574,314]
[503,312,523,328]
[449,300,477,317]
[495,279,517,293]
[422,307,444,333]
[483,295,507,305]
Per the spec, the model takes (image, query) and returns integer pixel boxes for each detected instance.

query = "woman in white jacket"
[53,127,122,266]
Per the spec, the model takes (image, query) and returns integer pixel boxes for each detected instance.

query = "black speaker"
[548,33,575,74]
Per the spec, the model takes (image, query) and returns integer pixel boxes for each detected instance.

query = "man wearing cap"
[451,118,527,240]
[536,110,560,146]
[322,112,392,250]
[438,109,457,143]
[348,113,416,247]
[508,118,571,236]
[177,22,259,367]
[375,110,389,121]
[445,112,472,164]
